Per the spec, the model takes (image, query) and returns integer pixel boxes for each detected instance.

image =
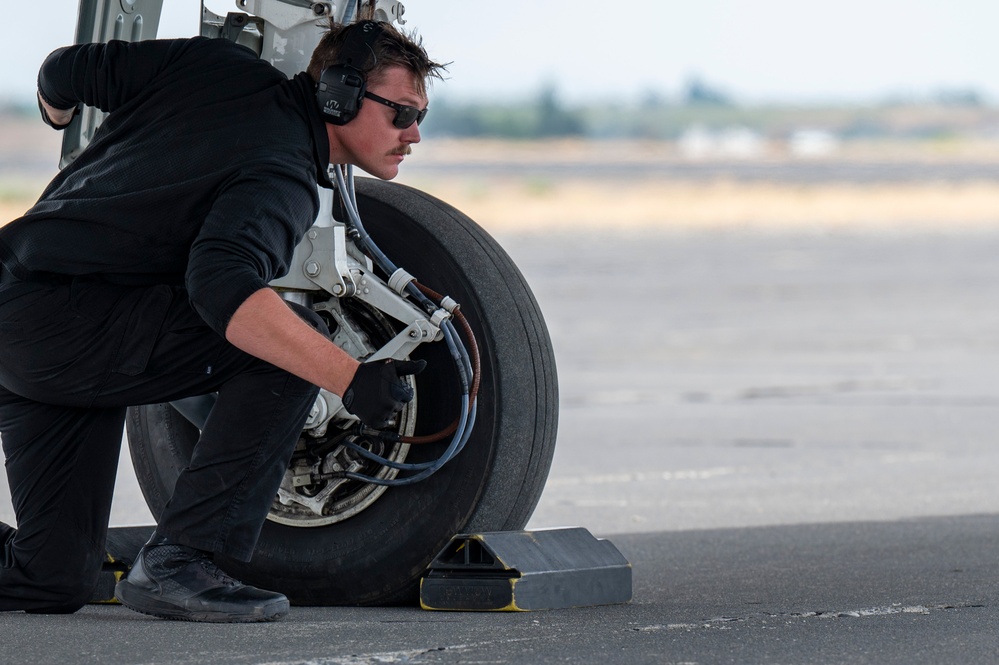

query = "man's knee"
[2,546,101,613]
[46,563,100,611]
[24,586,91,614]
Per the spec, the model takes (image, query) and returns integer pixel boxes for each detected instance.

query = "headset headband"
[338,20,383,70]
[315,21,386,125]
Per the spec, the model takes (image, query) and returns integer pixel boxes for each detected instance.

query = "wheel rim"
[265,295,417,527]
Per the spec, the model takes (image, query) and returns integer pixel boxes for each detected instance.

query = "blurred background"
[2,1,999,532]
[4,1,999,231]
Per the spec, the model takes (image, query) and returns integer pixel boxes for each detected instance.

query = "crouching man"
[0,18,444,622]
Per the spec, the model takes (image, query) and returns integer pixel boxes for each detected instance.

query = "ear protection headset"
[316,20,385,125]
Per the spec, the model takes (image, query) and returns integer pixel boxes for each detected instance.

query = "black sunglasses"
[363,91,428,129]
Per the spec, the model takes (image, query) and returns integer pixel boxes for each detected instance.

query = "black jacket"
[0,37,332,336]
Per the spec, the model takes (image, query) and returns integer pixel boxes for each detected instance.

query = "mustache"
[392,146,413,156]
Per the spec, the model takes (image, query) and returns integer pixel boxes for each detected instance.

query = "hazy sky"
[1,0,997,105]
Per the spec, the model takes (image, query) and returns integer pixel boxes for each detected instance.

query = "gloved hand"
[342,358,427,427]
[37,92,78,129]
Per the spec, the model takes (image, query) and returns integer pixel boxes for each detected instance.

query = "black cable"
[328,165,476,486]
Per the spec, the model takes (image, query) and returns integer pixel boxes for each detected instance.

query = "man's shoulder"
[183,36,259,56]
[146,36,285,91]
[163,36,266,66]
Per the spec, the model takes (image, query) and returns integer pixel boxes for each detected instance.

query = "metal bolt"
[332,284,344,295]
[308,230,318,239]
[305,262,321,276]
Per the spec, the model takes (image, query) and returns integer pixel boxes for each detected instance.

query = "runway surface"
[3,223,999,663]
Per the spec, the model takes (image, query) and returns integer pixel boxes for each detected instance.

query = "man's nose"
[402,122,421,143]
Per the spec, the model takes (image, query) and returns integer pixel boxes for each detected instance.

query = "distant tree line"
[422,78,993,141]
[2,77,992,142]
[421,77,735,140]
[422,83,585,139]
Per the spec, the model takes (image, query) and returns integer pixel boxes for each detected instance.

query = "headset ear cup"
[315,20,384,125]
[316,65,367,125]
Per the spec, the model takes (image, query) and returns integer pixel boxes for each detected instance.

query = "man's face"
[328,65,428,180]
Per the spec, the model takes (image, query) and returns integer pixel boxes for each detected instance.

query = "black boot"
[114,536,289,622]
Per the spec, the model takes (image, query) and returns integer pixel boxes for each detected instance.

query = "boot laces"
[198,558,240,587]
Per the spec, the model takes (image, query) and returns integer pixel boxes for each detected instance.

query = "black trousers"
[0,275,321,611]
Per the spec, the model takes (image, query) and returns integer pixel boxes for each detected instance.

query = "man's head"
[308,19,444,104]
[309,19,446,180]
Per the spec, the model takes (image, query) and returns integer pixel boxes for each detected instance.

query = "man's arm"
[225,286,358,396]
[37,39,194,116]
[226,287,425,427]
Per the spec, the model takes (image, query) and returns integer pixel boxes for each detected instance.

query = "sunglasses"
[363,91,428,129]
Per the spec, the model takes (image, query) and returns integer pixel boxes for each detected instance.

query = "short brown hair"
[307,18,447,96]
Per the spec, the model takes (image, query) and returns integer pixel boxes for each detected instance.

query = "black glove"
[37,93,78,130]
[342,358,427,427]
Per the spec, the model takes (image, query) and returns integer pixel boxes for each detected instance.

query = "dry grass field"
[3,116,999,232]
[398,138,999,232]
[7,177,999,232]
[401,176,999,232]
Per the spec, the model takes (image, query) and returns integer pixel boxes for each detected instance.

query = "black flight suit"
[0,36,333,611]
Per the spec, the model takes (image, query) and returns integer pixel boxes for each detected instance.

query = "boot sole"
[114,579,289,623]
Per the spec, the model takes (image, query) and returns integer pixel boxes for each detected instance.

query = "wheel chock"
[89,525,156,604]
[419,527,632,611]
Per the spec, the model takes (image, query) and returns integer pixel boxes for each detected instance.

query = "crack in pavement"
[256,637,539,665]
[630,602,984,632]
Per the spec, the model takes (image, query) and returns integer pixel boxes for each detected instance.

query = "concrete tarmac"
[5,515,999,665]
[3,224,999,663]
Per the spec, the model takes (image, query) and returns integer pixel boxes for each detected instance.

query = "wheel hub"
[265,295,415,527]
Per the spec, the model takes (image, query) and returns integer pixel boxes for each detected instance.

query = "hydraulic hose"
[329,165,478,485]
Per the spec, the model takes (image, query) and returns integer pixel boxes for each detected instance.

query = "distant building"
[678,125,765,159]
[789,129,840,158]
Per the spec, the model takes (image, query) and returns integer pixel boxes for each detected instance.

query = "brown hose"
[398,282,481,444]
